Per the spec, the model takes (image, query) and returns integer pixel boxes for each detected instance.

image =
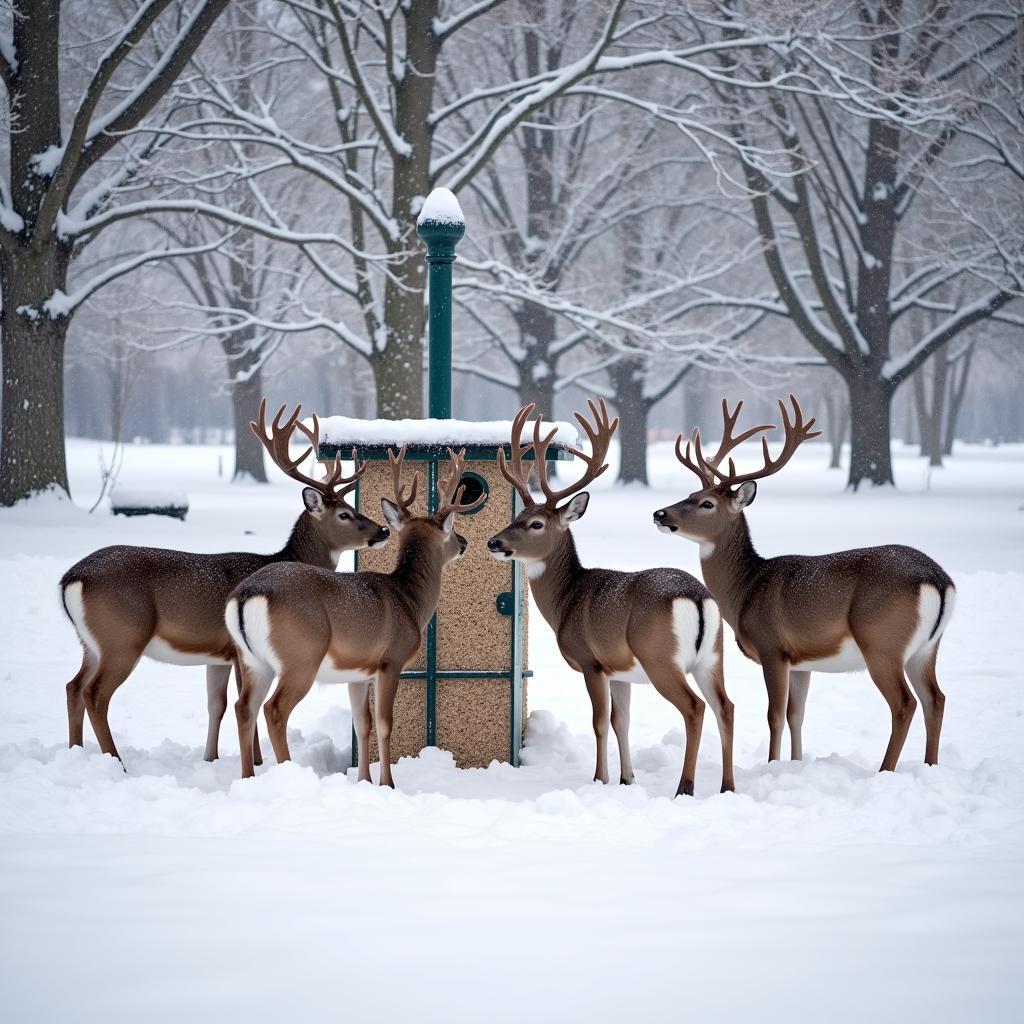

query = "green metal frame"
[346,454,535,768]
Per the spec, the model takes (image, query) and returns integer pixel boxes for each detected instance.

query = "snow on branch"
[42,231,235,319]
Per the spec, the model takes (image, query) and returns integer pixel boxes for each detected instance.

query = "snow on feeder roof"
[319,415,579,452]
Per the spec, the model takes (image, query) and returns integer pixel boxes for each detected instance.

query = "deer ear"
[559,491,590,523]
[303,488,326,518]
[440,510,457,535]
[732,481,757,509]
[380,498,406,532]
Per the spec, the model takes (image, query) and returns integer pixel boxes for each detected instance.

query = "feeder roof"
[319,416,580,451]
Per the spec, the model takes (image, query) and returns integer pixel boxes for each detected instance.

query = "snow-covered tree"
[0,0,231,505]
[159,1,805,418]
[706,0,1023,487]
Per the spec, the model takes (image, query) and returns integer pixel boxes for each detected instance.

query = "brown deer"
[226,445,482,784]
[654,395,955,771]
[487,400,734,797]
[60,400,390,767]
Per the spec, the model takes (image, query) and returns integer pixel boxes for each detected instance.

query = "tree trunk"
[617,402,650,485]
[913,350,948,468]
[823,391,848,469]
[373,270,425,419]
[0,243,72,504]
[374,1,440,420]
[943,342,974,456]
[227,357,268,481]
[846,377,895,488]
[611,357,649,485]
[515,301,557,413]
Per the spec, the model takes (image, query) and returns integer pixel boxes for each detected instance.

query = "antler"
[674,398,774,489]
[533,397,618,507]
[436,447,486,519]
[387,445,419,514]
[497,403,537,506]
[676,395,820,489]
[251,397,365,499]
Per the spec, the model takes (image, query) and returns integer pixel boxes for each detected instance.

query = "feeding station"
[318,188,574,769]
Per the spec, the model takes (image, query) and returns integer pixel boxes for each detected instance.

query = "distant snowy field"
[2,438,1022,1022]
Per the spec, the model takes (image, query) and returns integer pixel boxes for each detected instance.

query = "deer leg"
[348,681,372,783]
[582,669,611,785]
[374,668,400,788]
[762,656,791,763]
[233,661,263,767]
[66,649,97,748]
[83,650,141,765]
[643,660,705,797]
[234,658,274,780]
[863,650,917,772]
[786,670,811,762]
[203,664,232,762]
[906,645,945,766]
[263,669,317,766]
[691,651,735,793]
[609,680,634,785]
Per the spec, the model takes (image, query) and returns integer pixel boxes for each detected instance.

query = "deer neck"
[526,529,585,629]
[279,512,340,570]
[390,534,445,632]
[699,514,764,629]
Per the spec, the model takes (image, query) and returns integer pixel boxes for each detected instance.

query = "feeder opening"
[455,471,488,513]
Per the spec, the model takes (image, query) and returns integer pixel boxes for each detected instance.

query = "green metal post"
[417,192,464,747]
[417,197,465,419]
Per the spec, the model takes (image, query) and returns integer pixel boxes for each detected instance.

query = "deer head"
[488,398,618,566]
[251,397,391,552]
[380,445,483,563]
[653,395,820,550]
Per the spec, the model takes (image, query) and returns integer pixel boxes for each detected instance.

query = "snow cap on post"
[416,188,466,262]
[417,187,465,229]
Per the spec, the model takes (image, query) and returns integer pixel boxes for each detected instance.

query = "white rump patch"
[142,636,227,667]
[793,637,866,674]
[225,595,281,675]
[905,583,953,660]
[672,597,702,672]
[62,581,100,659]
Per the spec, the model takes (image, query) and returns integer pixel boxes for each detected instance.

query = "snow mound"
[110,486,189,508]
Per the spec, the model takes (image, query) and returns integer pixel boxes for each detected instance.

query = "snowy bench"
[110,486,189,521]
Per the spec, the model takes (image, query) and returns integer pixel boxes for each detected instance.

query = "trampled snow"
[1,438,1022,1022]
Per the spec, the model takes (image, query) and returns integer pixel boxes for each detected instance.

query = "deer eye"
[338,511,351,520]
[700,500,715,510]
[529,521,544,530]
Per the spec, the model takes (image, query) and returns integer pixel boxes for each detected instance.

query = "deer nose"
[653,509,668,522]
[487,537,503,552]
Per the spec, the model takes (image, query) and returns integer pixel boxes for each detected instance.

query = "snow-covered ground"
[2,438,1022,1022]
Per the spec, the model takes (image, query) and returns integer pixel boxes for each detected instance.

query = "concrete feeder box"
[317,187,576,768]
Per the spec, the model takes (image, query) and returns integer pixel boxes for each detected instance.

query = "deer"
[654,395,956,772]
[486,400,734,797]
[59,399,390,768]
[225,445,482,785]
